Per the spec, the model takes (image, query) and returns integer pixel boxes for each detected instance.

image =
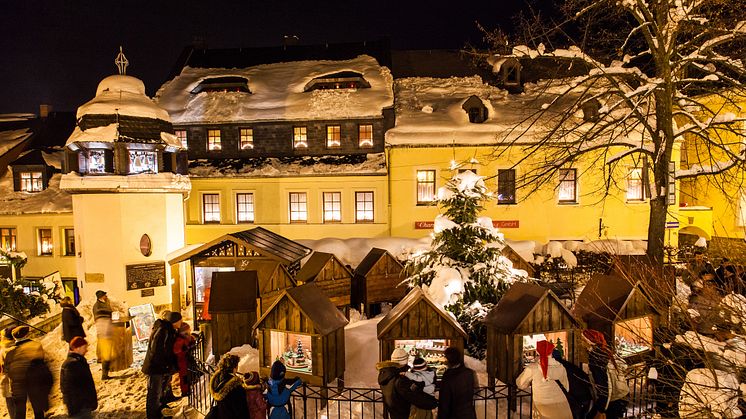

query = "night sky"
[0,0,529,114]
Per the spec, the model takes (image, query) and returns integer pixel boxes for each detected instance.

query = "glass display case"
[615,315,653,357]
[522,331,568,365]
[270,331,313,374]
[394,339,451,377]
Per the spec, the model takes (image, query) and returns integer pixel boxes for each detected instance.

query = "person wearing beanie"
[582,329,627,419]
[172,322,196,397]
[377,349,438,419]
[92,290,114,380]
[266,360,302,419]
[142,311,182,419]
[438,346,476,419]
[60,337,97,418]
[208,354,250,419]
[243,371,267,419]
[60,296,86,344]
[4,324,52,419]
[404,357,436,419]
[1,326,16,418]
[516,340,572,419]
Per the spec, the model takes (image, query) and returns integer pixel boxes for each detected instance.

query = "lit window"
[497,169,516,204]
[175,130,188,148]
[1,228,17,251]
[416,170,436,205]
[20,172,43,192]
[323,192,342,223]
[293,127,308,149]
[88,150,106,174]
[627,167,646,201]
[240,128,254,150]
[63,228,75,256]
[129,150,158,174]
[326,126,341,147]
[289,192,307,223]
[355,191,374,223]
[236,193,255,223]
[202,194,221,223]
[359,124,373,148]
[558,169,577,203]
[208,129,222,151]
[38,228,52,256]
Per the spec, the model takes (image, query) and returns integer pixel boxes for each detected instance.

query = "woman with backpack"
[516,340,573,419]
[582,329,628,419]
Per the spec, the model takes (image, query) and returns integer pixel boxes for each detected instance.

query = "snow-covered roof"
[155,55,394,124]
[0,172,72,215]
[60,172,191,193]
[0,129,32,157]
[77,75,171,121]
[188,153,387,178]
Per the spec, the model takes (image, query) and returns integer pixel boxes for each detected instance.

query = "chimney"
[39,104,52,118]
[283,35,299,47]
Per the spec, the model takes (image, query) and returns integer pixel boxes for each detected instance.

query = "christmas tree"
[295,338,305,364]
[0,249,60,321]
[405,170,520,358]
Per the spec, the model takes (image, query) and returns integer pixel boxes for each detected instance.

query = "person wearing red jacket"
[173,323,196,397]
[244,371,268,418]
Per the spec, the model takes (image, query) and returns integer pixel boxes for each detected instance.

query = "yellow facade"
[184,174,390,243]
[0,212,76,279]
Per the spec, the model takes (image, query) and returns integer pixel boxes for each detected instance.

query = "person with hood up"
[582,329,628,419]
[437,346,476,419]
[60,337,98,418]
[404,357,436,419]
[1,327,16,418]
[142,311,182,419]
[376,348,438,419]
[4,326,52,419]
[266,360,302,419]
[244,371,268,419]
[209,354,249,418]
[60,296,85,344]
[173,322,196,397]
[552,349,593,419]
[516,340,573,419]
[92,290,114,380]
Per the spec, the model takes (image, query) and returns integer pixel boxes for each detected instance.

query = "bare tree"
[484,0,746,262]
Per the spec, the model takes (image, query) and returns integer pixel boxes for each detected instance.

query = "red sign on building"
[414,220,519,229]
[414,221,434,229]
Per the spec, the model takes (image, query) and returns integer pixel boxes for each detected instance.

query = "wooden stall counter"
[110,316,134,371]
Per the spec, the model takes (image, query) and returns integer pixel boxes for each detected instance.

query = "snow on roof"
[60,172,191,193]
[76,75,171,122]
[188,153,387,178]
[156,55,394,124]
[64,124,182,149]
[0,129,32,157]
[0,172,72,215]
[0,113,35,123]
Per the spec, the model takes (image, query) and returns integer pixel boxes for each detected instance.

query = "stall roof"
[483,282,579,334]
[242,260,296,292]
[208,271,259,313]
[354,247,399,276]
[254,283,348,335]
[296,252,352,283]
[377,286,467,339]
[168,226,311,265]
[573,274,659,325]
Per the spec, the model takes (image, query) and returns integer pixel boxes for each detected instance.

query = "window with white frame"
[558,169,577,203]
[175,130,188,148]
[38,228,52,256]
[293,127,308,149]
[236,193,255,223]
[358,124,373,148]
[289,192,308,222]
[63,228,75,256]
[355,191,374,223]
[207,129,222,151]
[20,172,43,192]
[1,228,17,251]
[323,192,342,223]
[327,125,341,147]
[240,128,254,150]
[416,170,436,205]
[129,150,158,174]
[627,167,646,201]
[202,194,221,223]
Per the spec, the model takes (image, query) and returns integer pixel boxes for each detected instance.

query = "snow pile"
[0,128,32,157]
[226,344,260,374]
[679,368,742,418]
[297,236,431,267]
[189,153,387,178]
[76,75,171,122]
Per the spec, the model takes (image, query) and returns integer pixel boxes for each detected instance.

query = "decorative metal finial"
[115,46,129,75]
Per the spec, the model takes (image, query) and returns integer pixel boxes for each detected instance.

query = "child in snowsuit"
[404,357,436,419]
[244,371,267,419]
[173,322,196,396]
[266,360,302,419]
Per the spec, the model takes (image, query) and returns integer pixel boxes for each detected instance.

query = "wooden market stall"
[484,282,582,386]
[254,283,348,386]
[377,286,467,379]
[353,248,407,316]
[573,273,660,360]
[208,271,259,359]
[242,260,296,314]
[501,244,536,278]
[295,252,353,312]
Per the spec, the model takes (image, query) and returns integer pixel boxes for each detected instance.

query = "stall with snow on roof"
[573,273,660,361]
[376,286,467,379]
[484,281,582,386]
[295,251,353,314]
[353,247,406,316]
[254,283,348,386]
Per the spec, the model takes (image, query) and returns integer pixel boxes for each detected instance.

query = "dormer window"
[462,95,489,124]
[88,150,107,174]
[581,99,601,122]
[304,72,371,92]
[191,77,251,94]
[129,150,157,174]
[20,172,43,192]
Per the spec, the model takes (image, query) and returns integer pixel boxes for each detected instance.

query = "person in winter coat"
[92,290,114,379]
[553,349,594,419]
[404,357,436,419]
[244,371,268,419]
[266,360,302,419]
[1,327,16,419]
[173,322,196,397]
[61,296,85,343]
[142,311,182,419]
[377,348,438,419]
[4,326,52,419]
[209,354,250,419]
[438,346,477,419]
[516,340,573,419]
[60,337,98,418]
[582,329,627,419]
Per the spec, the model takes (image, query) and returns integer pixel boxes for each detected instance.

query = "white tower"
[61,49,191,308]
